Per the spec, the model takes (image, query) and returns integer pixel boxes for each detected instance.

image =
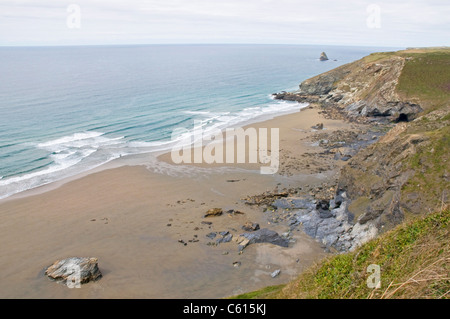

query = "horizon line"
[0,42,406,49]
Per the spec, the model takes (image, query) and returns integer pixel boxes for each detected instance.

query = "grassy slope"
[231,209,449,299]
[396,49,450,110]
[396,48,450,217]
[230,48,450,299]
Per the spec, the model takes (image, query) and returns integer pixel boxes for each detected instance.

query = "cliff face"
[338,109,449,233]
[236,49,450,299]
[275,52,424,123]
[278,48,450,248]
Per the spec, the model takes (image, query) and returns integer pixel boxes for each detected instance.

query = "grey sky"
[0,0,449,47]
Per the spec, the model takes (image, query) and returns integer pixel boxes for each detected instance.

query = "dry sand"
[0,106,361,299]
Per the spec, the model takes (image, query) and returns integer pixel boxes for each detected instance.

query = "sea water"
[0,44,397,199]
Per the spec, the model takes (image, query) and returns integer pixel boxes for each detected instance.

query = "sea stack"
[319,52,329,61]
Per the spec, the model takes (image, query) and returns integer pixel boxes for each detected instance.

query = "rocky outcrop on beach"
[236,228,290,251]
[45,257,102,286]
[243,189,378,252]
[273,53,423,123]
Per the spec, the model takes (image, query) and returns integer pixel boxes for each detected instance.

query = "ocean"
[0,44,396,199]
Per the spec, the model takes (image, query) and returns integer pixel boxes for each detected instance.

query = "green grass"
[396,51,450,109]
[363,51,397,63]
[401,123,450,211]
[230,209,450,299]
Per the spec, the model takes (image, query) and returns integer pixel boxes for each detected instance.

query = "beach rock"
[241,229,289,248]
[271,269,281,278]
[272,197,316,211]
[178,239,188,246]
[312,123,324,130]
[234,237,251,252]
[294,193,381,252]
[316,199,330,211]
[206,232,217,239]
[45,257,102,286]
[242,222,260,232]
[226,209,245,216]
[217,234,233,244]
[319,209,334,219]
[204,208,223,218]
[319,52,329,61]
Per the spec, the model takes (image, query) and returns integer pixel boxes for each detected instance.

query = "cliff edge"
[278,48,449,246]
[274,49,449,123]
[233,48,449,299]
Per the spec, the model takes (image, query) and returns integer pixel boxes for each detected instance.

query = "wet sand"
[0,106,362,299]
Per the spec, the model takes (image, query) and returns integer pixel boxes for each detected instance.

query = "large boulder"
[45,257,102,287]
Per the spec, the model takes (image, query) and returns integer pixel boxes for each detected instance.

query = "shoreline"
[0,105,377,298]
[0,102,308,204]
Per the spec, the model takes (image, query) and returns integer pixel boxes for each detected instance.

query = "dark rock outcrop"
[242,228,289,247]
[336,109,449,231]
[234,228,289,251]
[295,192,378,252]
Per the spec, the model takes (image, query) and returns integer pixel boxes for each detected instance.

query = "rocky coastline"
[267,49,449,257]
[17,48,447,298]
[272,53,423,124]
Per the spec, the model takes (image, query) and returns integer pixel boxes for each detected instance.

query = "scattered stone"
[206,232,217,239]
[201,221,213,225]
[45,257,102,286]
[233,262,241,268]
[217,234,233,244]
[204,208,223,218]
[226,209,245,216]
[241,222,260,232]
[178,239,188,246]
[271,269,281,278]
[234,236,251,252]
[312,123,324,130]
[243,192,289,206]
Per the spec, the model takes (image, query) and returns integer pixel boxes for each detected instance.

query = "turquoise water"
[0,44,396,199]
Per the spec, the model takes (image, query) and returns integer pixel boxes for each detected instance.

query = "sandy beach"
[0,106,370,298]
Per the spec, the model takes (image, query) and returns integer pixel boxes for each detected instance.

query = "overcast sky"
[0,0,449,47]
